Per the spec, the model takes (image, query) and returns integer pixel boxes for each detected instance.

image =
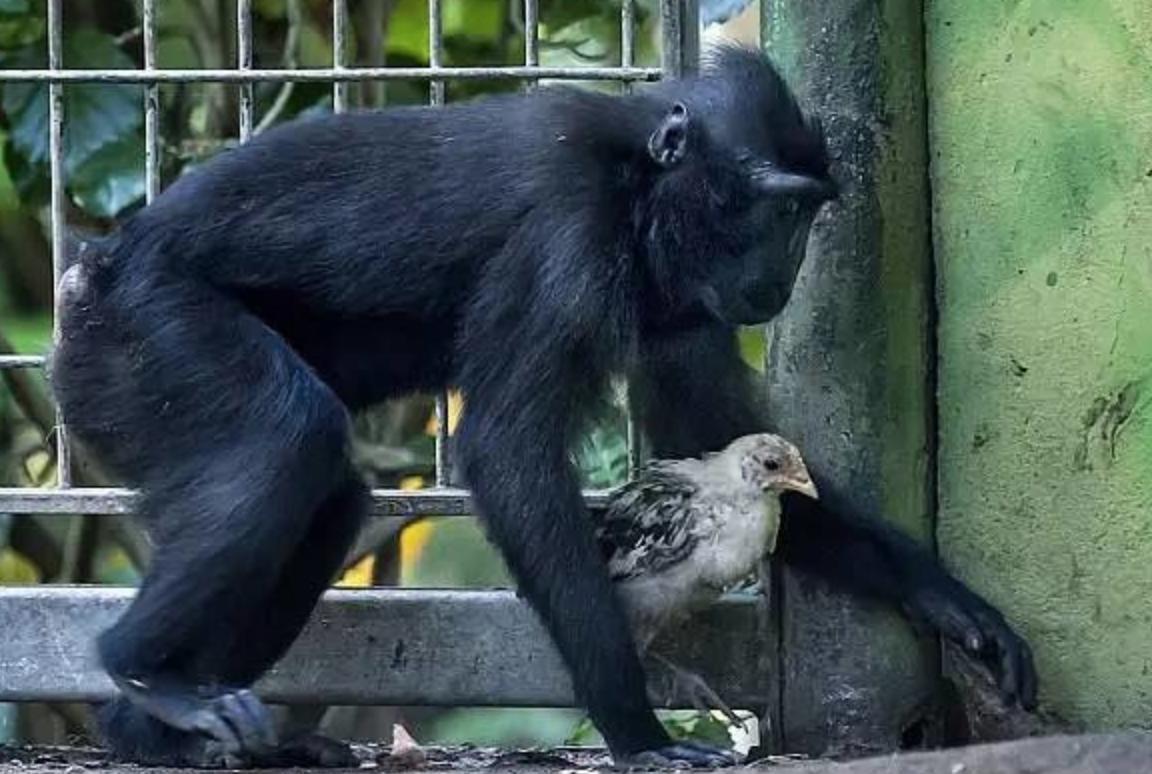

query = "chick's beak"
[782,470,819,500]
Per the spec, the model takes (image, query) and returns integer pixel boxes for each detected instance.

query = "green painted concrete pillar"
[927,2,1152,729]
[761,0,938,756]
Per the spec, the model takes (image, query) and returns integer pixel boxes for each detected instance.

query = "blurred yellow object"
[424,390,464,436]
[400,520,436,576]
[337,554,376,587]
[0,548,41,584]
[336,475,438,588]
[23,450,52,486]
[399,475,436,571]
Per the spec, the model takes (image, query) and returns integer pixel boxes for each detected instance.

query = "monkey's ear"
[648,102,690,168]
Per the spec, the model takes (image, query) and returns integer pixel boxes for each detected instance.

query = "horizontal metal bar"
[0,66,661,85]
[0,487,613,517]
[0,355,46,368]
[0,586,771,707]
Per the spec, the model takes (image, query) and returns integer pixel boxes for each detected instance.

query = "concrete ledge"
[2,733,1150,774]
[0,586,771,708]
[781,732,1152,774]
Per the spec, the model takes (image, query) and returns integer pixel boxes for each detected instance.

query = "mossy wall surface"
[927,0,1152,727]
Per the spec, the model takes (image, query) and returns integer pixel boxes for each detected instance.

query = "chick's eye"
[765,459,780,472]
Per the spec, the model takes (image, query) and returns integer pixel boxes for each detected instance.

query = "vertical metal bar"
[659,0,701,77]
[621,0,636,70]
[626,398,643,478]
[237,0,255,140]
[618,1,635,115]
[332,0,350,112]
[428,0,444,105]
[47,0,71,487]
[659,0,683,76]
[522,0,539,91]
[428,0,448,486]
[623,0,646,476]
[434,396,450,487]
[363,0,387,107]
[143,0,160,201]
[523,0,539,66]
[680,0,701,74]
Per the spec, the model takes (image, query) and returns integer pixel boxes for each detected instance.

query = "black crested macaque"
[50,45,1036,768]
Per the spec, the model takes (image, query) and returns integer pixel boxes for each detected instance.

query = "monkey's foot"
[111,674,278,758]
[616,741,736,769]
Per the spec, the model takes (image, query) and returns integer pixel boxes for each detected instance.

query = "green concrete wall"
[927,1,1152,728]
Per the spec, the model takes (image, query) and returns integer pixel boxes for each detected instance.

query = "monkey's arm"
[775,480,1037,709]
[631,323,1037,709]
[456,407,665,753]
[452,240,733,767]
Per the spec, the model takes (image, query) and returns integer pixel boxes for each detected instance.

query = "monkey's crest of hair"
[696,45,830,182]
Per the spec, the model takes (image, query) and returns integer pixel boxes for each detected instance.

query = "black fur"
[50,46,1033,767]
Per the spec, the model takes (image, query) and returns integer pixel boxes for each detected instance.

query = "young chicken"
[594,432,817,722]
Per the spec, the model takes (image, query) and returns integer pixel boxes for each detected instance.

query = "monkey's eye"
[765,459,781,472]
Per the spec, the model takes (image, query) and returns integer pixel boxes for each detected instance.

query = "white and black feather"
[592,446,786,650]
[594,463,702,581]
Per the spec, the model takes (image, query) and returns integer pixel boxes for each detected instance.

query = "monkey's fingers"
[908,587,1039,711]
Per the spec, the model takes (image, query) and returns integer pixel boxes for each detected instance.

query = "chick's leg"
[645,652,744,728]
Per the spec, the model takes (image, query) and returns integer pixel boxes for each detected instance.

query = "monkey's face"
[640,54,837,329]
[700,193,825,326]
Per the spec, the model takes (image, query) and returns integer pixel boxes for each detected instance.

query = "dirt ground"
[2,732,1150,774]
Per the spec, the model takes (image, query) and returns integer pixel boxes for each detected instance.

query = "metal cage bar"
[621,0,642,475]
[621,0,636,71]
[523,0,539,91]
[681,0,701,75]
[0,66,661,84]
[142,0,161,202]
[0,486,613,518]
[46,0,71,487]
[0,355,46,369]
[0,1,703,513]
[332,0,351,111]
[428,0,451,486]
[0,0,737,711]
[238,0,256,141]
[0,586,768,707]
[427,0,445,105]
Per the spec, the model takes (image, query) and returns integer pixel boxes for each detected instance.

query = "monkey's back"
[103,88,656,319]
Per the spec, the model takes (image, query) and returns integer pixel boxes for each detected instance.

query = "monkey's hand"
[904,582,1037,710]
[615,741,736,769]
